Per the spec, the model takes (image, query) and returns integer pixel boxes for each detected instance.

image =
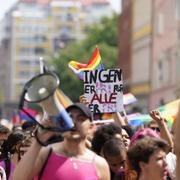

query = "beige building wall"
[131,0,152,111]
[119,0,179,112]
[149,0,178,109]
[10,8,52,101]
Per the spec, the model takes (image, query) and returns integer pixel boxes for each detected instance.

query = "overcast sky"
[0,0,121,20]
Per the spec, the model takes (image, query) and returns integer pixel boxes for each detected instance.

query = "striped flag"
[68,47,104,80]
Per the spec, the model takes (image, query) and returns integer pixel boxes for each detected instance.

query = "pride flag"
[123,93,137,105]
[12,108,37,124]
[127,99,180,127]
[102,113,113,120]
[68,47,104,80]
[157,99,180,126]
[127,113,151,126]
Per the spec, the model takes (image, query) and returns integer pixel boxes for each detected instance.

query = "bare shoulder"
[92,152,110,180]
[94,153,108,166]
[85,149,108,166]
[33,146,52,175]
[39,146,52,163]
[84,149,110,180]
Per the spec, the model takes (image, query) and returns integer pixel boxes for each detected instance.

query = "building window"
[159,99,165,106]
[20,48,34,54]
[19,71,32,78]
[157,13,164,35]
[34,48,45,54]
[60,26,71,34]
[176,0,180,19]
[19,60,39,66]
[158,60,163,83]
[67,13,73,21]
[34,35,47,43]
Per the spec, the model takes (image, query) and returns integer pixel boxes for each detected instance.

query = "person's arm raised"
[149,110,174,150]
[112,111,128,126]
[79,95,89,105]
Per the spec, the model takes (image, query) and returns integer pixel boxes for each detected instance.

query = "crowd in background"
[0,97,179,180]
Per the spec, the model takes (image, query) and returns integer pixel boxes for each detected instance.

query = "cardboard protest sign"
[84,69,123,113]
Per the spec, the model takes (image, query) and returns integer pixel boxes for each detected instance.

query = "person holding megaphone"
[13,72,110,180]
[12,103,110,180]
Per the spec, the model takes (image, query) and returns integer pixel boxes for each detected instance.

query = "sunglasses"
[150,127,160,132]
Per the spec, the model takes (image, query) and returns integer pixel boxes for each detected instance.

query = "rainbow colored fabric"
[128,99,180,127]
[68,47,104,80]
[55,89,73,108]
[12,108,37,124]
[123,93,137,105]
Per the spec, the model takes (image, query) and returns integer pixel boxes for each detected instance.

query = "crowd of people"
[0,98,179,180]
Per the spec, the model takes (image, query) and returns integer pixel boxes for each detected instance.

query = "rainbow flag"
[157,99,180,126]
[127,113,151,126]
[68,47,104,80]
[127,99,180,127]
[102,113,113,120]
[123,93,137,105]
[12,108,37,124]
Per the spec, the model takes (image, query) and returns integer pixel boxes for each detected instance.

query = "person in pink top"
[13,103,110,180]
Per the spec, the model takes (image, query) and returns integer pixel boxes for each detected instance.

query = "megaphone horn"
[24,72,74,131]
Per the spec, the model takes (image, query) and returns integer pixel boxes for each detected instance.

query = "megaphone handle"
[34,127,64,146]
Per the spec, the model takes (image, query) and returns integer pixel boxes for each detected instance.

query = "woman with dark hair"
[102,138,126,179]
[91,123,122,155]
[121,125,134,149]
[127,136,169,180]
[0,130,25,180]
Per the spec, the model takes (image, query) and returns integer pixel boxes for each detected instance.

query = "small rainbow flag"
[12,108,37,124]
[102,113,113,120]
[127,113,151,126]
[68,47,104,80]
[123,93,137,105]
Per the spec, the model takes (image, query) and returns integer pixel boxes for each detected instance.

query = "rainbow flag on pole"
[68,47,104,80]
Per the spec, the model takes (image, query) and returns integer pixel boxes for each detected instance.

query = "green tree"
[52,13,119,101]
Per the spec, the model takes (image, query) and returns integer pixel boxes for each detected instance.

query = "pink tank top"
[36,151,99,180]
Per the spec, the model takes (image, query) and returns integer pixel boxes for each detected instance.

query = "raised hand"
[79,95,90,105]
[149,110,164,123]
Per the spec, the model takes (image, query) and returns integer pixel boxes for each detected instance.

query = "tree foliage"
[51,13,119,101]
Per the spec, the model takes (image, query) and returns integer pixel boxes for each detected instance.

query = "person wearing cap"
[12,103,110,180]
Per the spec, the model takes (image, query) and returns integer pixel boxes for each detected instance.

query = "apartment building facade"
[0,0,113,118]
[149,0,178,109]
[119,0,179,112]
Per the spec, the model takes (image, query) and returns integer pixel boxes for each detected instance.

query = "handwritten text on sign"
[84,69,123,113]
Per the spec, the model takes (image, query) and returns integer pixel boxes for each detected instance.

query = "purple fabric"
[0,161,15,180]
